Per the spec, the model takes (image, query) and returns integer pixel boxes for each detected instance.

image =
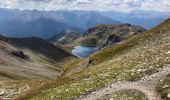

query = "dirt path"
[79,65,170,100]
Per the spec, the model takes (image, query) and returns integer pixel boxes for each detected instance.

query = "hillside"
[14,19,170,100]
[77,23,145,48]
[0,35,77,80]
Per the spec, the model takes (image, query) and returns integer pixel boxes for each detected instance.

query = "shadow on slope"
[8,37,76,61]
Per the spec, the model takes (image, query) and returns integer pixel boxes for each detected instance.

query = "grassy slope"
[15,19,170,100]
[0,37,78,99]
[90,19,170,64]
[0,37,77,80]
[8,37,74,61]
[0,80,44,99]
[100,90,146,100]
[9,37,78,73]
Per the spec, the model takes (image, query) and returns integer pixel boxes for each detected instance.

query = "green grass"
[0,80,44,100]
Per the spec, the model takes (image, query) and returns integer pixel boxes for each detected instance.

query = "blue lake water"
[71,46,98,58]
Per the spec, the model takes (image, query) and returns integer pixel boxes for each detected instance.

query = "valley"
[26,18,170,100]
[0,18,169,100]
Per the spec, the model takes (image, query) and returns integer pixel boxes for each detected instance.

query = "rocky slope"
[15,18,170,100]
[77,23,146,48]
[0,35,77,80]
[48,29,81,45]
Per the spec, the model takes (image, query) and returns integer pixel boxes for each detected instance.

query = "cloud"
[23,0,52,2]
[0,0,16,8]
[0,0,170,12]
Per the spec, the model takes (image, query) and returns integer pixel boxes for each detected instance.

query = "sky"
[0,0,170,12]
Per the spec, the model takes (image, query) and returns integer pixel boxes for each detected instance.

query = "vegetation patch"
[99,90,147,100]
[156,74,170,100]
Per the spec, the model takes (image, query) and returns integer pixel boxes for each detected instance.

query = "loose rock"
[167,93,170,98]
[0,90,5,96]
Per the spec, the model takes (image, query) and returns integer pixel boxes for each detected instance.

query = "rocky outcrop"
[10,51,29,60]
[78,24,146,48]
[102,34,122,48]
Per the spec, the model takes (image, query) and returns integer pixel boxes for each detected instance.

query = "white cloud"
[0,0,170,12]
[0,0,16,8]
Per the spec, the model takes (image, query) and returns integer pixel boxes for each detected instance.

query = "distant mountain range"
[0,9,169,39]
[101,11,170,29]
[0,9,121,39]
[0,17,83,39]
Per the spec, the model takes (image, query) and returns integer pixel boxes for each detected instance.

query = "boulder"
[167,93,170,98]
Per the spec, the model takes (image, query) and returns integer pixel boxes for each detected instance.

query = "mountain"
[14,19,170,100]
[101,11,170,29]
[60,10,121,29]
[0,9,121,39]
[48,24,145,51]
[48,29,81,45]
[0,9,169,39]
[0,17,82,39]
[77,23,145,48]
[0,35,77,80]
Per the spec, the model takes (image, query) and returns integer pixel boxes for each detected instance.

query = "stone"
[152,75,156,78]
[159,80,163,82]
[163,85,169,89]
[92,91,96,94]
[137,69,142,72]
[167,93,170,98]
[166,51,170,54]
[0,90,5,96]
